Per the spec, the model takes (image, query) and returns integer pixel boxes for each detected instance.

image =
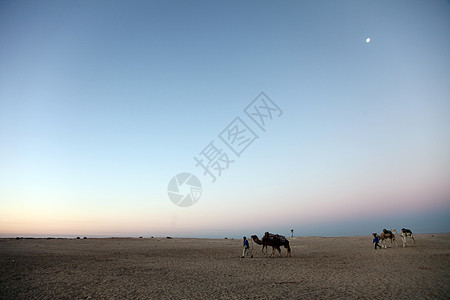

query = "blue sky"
[0,0,449,238]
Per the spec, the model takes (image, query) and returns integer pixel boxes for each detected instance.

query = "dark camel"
[378,229,396,248]
[251,232,291,257]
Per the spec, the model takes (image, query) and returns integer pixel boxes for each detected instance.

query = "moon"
[366,37,371,43]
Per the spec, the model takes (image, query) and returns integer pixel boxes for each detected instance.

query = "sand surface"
[1,234,449,299]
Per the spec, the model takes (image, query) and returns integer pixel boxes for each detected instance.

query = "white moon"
[366,37,371,43]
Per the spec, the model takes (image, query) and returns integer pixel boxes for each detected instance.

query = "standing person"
[373,233,381,249]
[241,236,253,258]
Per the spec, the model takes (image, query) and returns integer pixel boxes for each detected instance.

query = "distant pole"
[291,229,294,238]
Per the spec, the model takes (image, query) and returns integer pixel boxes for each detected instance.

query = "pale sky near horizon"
[0,0,449,238]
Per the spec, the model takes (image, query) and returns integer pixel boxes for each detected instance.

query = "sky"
[0,0,449,238]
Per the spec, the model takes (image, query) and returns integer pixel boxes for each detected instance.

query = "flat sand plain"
[1,234,449,299]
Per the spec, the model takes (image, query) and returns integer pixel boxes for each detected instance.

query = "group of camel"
[374,228,415,248]
[250,228,415,258]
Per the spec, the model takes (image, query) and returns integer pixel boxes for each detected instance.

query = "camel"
[393,228,415,247]
[251,233,286,257]
[251,232,291,258]
[378,229,396,248]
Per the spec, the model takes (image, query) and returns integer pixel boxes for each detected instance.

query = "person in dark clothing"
[373,233,381,249]
[241,236,253,258]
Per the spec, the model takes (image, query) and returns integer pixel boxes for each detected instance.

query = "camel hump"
[266,233,286,242]
[266,233,277,240]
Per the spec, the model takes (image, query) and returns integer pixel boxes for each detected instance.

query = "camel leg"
[277,247,281,258]
[285,246,291,258]
[401,235,406,247]
[411,234,415,245]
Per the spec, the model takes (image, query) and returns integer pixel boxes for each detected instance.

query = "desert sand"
[1,234,449,299]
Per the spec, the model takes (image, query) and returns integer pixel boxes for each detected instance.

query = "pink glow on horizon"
[1,180,448,237]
